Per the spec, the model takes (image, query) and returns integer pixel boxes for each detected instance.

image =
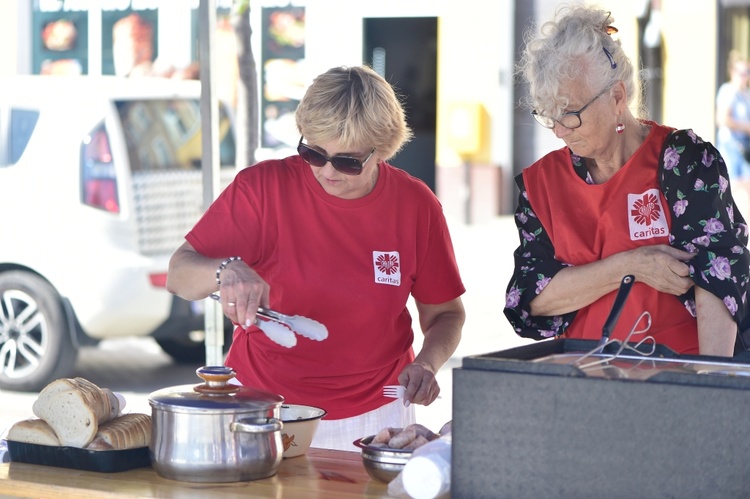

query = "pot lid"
[148,366,284,412]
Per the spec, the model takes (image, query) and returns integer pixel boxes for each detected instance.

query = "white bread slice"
[32,377,120,448]
[33,388,98,447]
[34,378,78,398]
[7,418,61,446]
[34,377,119,423]
[86,413,151,450]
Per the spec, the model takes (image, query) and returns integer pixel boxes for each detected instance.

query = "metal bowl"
[353,435,413,482]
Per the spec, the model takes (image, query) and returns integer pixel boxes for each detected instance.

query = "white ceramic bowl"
[280,404,327,458]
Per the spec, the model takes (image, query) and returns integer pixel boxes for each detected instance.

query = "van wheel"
[0,271,77,392]
[156,327,233,364]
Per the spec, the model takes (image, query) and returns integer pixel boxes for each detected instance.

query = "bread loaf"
[7,418,61,446]
[72,377,119,423]
[86,413,151,451]
[32,377,121,447]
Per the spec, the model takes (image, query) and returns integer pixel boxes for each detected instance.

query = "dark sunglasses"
[297,136,375,176]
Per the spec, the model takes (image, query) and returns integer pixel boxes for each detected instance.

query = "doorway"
[363,17,438,192]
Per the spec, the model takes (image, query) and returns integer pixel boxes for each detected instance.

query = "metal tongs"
[574,275,656,370]
[210,294,328,348]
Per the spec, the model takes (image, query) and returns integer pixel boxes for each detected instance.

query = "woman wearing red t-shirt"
[167,65,465,450]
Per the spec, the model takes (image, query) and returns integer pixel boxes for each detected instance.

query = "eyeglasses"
[531,86,611,130]
[297,137,375,176]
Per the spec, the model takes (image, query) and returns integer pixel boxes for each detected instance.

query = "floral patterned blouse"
[504,128,750,342]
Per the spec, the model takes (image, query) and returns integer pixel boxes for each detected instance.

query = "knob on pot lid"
[148,366,284,412]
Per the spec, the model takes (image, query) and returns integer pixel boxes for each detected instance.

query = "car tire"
[0,271,77,392]
[155,326,233,364]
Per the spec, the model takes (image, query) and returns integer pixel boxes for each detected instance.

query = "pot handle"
[230,417,283,434]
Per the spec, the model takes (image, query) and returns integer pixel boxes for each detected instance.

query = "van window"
[116,99,236,172]
[10,109,40,164]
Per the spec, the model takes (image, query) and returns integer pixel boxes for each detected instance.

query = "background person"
[504,5,750,357]
[716,51,750,181]
[167,65,466,450]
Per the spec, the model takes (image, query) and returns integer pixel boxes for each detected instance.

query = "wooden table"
[0,448,390,498]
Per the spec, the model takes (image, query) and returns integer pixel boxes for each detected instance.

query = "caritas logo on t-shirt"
[628,188,668,241]
[373,251,401,286]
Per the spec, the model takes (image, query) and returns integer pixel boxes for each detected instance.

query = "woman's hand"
[530,244,696,317]
[397,361,440,407]
[627,244,695,296]
[396,298,465,407]
[216,262,270,329]
[167,241,270,328]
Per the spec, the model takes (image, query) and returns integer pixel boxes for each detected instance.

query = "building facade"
[0,1,742,223]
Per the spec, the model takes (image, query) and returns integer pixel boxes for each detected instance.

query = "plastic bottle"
[401,434,452,499]
[387,471,410,498]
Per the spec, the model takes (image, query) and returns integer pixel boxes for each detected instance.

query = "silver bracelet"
[216,256,242,285]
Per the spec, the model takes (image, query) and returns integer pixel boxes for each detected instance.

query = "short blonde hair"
[517,4,640,119]
[295,65,413,160]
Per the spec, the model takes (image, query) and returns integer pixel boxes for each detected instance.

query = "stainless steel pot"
[148,366,284,483]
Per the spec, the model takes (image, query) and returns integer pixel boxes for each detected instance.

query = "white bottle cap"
[402,455,450,499]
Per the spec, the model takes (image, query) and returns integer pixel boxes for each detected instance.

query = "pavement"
[0,215,531,444]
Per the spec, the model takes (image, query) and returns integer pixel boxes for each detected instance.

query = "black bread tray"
[7,440,150,472]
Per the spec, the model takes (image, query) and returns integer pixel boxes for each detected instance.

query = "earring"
[616,123,625,134]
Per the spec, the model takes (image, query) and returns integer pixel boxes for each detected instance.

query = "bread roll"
[403,434,430,451]
[372,424,439,451]
[372,427,400,445]
[86,413,151,450]
[7,418,61,446]
[388,425,417,449]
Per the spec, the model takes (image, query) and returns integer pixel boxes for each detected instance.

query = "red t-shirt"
[523,123,699,353]
[186,156,465,419]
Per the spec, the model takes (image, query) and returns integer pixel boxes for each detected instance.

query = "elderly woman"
[167,65,465,450]
[504,5,750,356]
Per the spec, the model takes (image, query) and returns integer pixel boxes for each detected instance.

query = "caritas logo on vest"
[628,189,668,240]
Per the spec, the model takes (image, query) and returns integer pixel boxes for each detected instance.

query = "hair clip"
[603,12,618,35]
[603,47,617,69]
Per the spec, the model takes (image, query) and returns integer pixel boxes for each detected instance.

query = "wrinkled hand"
[217,261,270,328]
[397,362,440,407]
[629,244,695,296]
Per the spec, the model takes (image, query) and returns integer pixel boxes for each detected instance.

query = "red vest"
[523,123,699,354]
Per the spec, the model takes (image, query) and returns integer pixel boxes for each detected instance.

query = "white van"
[0,75,236,391]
